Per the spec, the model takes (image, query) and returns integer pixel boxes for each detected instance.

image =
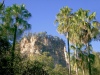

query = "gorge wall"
[20,32,68,67]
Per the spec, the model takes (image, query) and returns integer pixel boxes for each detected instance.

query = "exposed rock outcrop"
[20,32,68,67]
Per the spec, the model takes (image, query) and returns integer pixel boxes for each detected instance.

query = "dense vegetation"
[0,1,100,75]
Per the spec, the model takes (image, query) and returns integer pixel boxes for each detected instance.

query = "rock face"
[20,32,68,67]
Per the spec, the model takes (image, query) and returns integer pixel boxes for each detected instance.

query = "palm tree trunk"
[83,69,85,75]
[11,25,17,75]
[67,32,71,75]
[82,54,85,75]
[75,46,78,75]
[75,62,78,75]
[82,64,85,75]
[87,43,92,75]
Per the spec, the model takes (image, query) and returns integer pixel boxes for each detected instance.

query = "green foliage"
[0,37,11,54]
[53,64,68,75]
[0,36,11,75]
[22,61,49,75]
[91,52,100,75]
[0,43,12,75]
[12,51,68,75]
[0,4,31,41]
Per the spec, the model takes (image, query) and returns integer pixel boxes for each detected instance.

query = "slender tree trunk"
[82,64,85,75]
[82,54,85,75]
[82,68,85,75]
[11,25,17,75]
[75,46,78,75]
[76,65,78,75]
[67,32,71,75]
[87,43,92,75]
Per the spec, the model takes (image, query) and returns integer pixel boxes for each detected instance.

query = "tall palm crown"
[0,4,31,40]
[55,6,73,35]
[75,9,99,44]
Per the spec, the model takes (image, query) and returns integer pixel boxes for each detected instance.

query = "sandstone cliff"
[20,32,68,67]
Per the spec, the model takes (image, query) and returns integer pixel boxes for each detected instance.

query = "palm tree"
[2,4,31,74]
[55,6,74,75]
[68,9,86,75]
[75,8,99,75]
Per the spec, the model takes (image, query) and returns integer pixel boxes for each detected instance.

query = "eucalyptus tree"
[55,6,75,75]
[74,8,100,75]
[1,4,31,74]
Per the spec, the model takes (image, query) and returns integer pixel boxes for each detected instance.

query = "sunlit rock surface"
[20,32,68,67]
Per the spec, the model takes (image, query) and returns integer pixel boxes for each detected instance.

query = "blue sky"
[5,0,100,52]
